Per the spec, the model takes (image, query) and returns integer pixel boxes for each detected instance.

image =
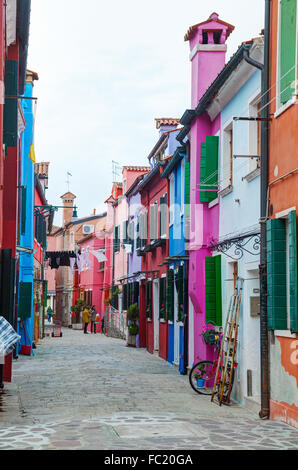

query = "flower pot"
[196,378,205,388]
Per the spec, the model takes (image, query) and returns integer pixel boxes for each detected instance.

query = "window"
[222,123,233,190]
[181,158,185,215]
[123,180,127,195]
[70,232,74,246]
[278,0,297,107]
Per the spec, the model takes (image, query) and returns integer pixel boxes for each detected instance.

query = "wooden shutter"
[200,136,219,203]
[185,161,190,216]
[160,195,167,238]
[19,282,33,320]
[166,270,174,322]
[280,0,297,104]
[267,218,287,330]
[123,284,128,310]
[133,281,139,304]
[289,210,298,332]
[159,277,166,319]
[205,255,222,326]
[122,220,128,244]
[4,60,18,147]
[113,226,120,253]
[215,256,222,326]
[146,281,153,319]
[0,250,16,324]
[177,265,184,322]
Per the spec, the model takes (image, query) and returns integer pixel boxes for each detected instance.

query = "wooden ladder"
[211,282,242,406]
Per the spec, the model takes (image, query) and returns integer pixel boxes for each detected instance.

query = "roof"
[123,166,151,172]
[138,161,167,190]
[184,12,235,42]
[161,148,185,178]
[125,174,147,198]
[66,212,107,228]
[61,192,76,199]
[147,133,168,161]
[155,118,180,129]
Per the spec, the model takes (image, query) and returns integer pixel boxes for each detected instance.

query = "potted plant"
[71,298,85,329]
[193,363,207,388]
[126,303,139,347]
[201,324,217,345]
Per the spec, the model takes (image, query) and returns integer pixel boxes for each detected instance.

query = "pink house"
[77,232,106,331]
[179,13,235,367]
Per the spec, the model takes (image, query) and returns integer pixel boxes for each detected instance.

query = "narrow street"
[0,328,297,451]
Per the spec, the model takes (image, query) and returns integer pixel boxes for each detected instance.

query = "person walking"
[101,315,105,334]
[47,306,53,323]
[90,306,97,334]
[83,306,91,334]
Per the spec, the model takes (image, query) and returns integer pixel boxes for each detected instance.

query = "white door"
[188,300,194,369]
[153,280,159,351]
[174,283,179,364]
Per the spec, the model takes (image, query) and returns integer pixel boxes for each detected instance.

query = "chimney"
[61,192,76,227]
[185,12,235,107]
[35,162,50,192]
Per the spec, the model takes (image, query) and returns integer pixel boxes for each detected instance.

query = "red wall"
[141,167,169,359]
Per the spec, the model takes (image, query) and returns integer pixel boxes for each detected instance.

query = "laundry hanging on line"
[45,251,80,270]
[90,250,107,263]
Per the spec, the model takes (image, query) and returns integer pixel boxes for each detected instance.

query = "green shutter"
[123,284,127,310]
[19,282,33,320]
[185,161,190,216]
[133,281,139,304]
[146,281,153,319]
[267,218,287,330]
[166,270,174,322]
[122,220,128,244]
[177,265,184,322]
[113,226,120,253]
[280,0,297,104]
[200,137,219,203]
[159,277,166,319]
[21,186,27,235]
[289,210,298,332]
[215,256,222,326]
[4,60,18,148]
[205,256,222,326]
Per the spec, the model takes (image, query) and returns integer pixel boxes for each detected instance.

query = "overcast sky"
[28,0,264,226]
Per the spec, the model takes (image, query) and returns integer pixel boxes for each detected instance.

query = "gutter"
[244,0,271,420]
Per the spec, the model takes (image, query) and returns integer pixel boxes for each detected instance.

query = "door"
[153,279,159,351]
[174,282,179,364]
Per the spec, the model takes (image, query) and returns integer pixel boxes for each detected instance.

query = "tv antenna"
[66,171,72,192]
[112,160,122,182]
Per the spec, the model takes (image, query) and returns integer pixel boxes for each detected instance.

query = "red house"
[138,118,180,360]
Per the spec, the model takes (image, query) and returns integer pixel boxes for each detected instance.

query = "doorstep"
[244,396,261,414]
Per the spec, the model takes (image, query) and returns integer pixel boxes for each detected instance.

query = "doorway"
[153,279,159,351]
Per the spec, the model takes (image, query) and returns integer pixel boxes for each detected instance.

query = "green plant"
[193,363,207,379]
[128,324,139,336]
[127,303,139,322]
[112,287,120,297]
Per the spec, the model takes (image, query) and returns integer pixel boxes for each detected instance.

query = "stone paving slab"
[0,327,297,450]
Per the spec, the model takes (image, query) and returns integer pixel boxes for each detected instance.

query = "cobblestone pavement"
[0,326,297,450]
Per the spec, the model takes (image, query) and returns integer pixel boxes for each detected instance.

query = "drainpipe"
[244,0,271,419]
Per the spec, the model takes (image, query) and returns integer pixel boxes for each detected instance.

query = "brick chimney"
[61,192,76,227]
[35,162,50,192]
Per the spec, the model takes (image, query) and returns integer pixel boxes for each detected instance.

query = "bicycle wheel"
[189,360,216,395]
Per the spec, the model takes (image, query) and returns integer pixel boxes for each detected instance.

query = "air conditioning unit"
[82,225,94,235]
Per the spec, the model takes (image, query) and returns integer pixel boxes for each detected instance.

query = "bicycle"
[189,332,235,398]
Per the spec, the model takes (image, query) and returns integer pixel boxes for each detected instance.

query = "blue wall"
[17,82,35,352]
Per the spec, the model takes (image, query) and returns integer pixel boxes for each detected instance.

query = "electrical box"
[250,296,260,317]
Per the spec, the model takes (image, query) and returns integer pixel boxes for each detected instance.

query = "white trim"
[208,197,219,209]
[161,273,167,278]
[160,319,166,324]
[275,206,296,219]
[274,96,297,118]
[189,43,227,61]
[274,330,297,339]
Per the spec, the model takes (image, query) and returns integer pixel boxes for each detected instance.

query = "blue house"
[17,70,39,354]
[161,143,190,374]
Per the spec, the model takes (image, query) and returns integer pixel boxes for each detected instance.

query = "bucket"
[197,378,205,388]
